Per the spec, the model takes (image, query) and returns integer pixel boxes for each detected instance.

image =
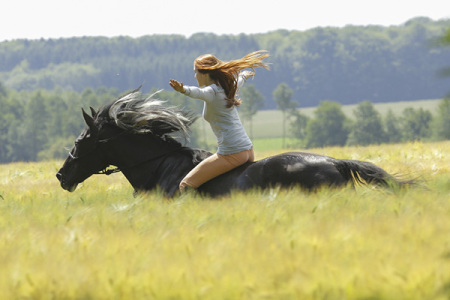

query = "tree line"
[270,83,450,148]
[0,81,449,163]
[1,17,450,110]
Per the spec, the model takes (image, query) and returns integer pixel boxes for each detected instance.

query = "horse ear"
[82,108,98,137]
[89,106,97,118]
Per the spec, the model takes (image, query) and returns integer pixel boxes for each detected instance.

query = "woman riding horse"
[170,50,269,192]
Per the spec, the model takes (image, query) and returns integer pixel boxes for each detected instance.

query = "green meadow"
[0,141,449,299]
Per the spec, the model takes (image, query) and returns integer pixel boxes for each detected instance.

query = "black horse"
[56,89,411,197]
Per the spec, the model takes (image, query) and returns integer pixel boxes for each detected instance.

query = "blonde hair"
[194,50,270,108]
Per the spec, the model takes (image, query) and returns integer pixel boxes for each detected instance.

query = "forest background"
[0,16,449,163]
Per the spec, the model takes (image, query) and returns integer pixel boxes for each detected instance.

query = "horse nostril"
[56,172,62,181]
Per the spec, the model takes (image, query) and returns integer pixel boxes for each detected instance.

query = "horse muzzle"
[56,172,78,192]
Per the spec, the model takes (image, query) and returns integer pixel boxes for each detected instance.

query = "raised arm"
[170,79,216,102]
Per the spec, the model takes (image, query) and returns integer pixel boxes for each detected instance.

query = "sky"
[1,0,449,41]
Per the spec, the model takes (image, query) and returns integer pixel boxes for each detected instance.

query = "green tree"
[384,110,403,143]
[5,121,24,162]
[22,91,50,161]
[0,84,10,162]
[443,28,450,44]
[289,110,309,146]
[0,89,26,162]
[436,28,450,78]
[347,101,386,146]
[38,136,76,160]
[273,83,297,148]
[239,84,264,139]
[0,81,7,97]
[401,107,433,141]
[432,98,450,140]
[45,92,67,139]
[305,101,349,148]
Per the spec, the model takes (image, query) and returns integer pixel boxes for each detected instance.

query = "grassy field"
[0,141,449,299]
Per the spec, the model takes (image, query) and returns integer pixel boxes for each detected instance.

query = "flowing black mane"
[102,88,197,141]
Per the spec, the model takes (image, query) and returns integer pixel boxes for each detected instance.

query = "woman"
[170,50,270,192]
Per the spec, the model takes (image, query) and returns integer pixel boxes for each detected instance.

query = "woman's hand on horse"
[170,79,185,93]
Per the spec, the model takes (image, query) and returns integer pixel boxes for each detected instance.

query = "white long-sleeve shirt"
[183,75,252,155]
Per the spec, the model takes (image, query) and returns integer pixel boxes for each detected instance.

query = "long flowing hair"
[194,50,269,108]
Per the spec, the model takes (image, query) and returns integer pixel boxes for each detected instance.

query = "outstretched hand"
[169,79,185,93]
[242,70,255,80]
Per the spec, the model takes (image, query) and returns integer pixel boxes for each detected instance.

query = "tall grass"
[0,141,449,299]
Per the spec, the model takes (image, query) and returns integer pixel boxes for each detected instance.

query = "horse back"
[198,152,347,196]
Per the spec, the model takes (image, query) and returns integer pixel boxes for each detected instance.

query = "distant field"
[0,141,449,300]
[194,98,442,144]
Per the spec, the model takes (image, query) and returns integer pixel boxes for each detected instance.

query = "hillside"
[1,17,450,109]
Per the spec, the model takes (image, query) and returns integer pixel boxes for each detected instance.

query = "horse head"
[56,107,112,192]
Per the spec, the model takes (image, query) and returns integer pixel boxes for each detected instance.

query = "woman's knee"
[179,179,197,192]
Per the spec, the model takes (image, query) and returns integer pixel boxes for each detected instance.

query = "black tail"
[334,159,413,188]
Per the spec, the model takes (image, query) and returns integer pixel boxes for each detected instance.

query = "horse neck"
[103,133,175,164]
[104,133,196,194]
